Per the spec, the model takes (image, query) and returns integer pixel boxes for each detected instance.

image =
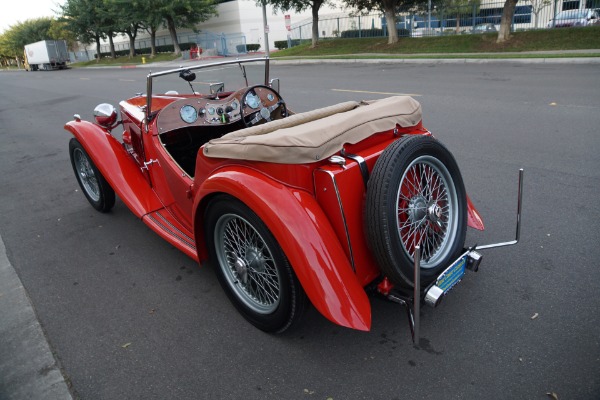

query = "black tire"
[69,138,115,212]
[205,196,306,333]
[366,135,467,287]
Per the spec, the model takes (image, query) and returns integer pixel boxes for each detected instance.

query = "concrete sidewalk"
[146,48,600,68]
[0,234,73,400]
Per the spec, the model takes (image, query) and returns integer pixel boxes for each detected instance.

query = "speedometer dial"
[180,105,198,123]
[245,93,261,109]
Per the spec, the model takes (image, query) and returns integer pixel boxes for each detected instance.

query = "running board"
[143,209,198,261]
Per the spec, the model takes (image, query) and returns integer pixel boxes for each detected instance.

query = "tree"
[437,0,480,33]
[343,0,429,44]
[497,0,517,42]
[134,0,166,58]
[0,18,55,67]
[48,19,79,51]
[155,0,218,55]
[529,0,551,28]
[60,0,108,62]
[265,0,328,48]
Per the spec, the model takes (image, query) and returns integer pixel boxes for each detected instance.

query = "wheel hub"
[427,202,443,227]
[233,248,266,285]
[234,257,248,284]
[245,247,265,272]
[408,196,427,222]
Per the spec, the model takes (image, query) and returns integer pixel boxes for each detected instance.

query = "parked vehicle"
[65,58,522,338]
[24,40,69,71]
[547,9,600,28]
[410,28,441,37]
[462,23,498,34]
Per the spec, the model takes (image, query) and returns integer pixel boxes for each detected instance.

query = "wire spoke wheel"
[73,148,101,202]
[367,135,467,286]
[215,213,281,314]
[69,138,115,213]
[397,155,458,269]
[205,196,306,333]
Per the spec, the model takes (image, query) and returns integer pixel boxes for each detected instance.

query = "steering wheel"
[239,85,287,128]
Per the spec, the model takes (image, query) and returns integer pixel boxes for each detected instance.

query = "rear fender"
[467,195,484,231]
[194,167,371,331]
[64,120,163,217]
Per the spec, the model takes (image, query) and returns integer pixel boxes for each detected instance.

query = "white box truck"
[24,40,69,71]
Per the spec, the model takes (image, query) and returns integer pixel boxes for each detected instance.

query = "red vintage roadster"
[66,58,522,337]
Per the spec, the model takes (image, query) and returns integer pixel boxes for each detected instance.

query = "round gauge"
[179,105,198,123]
[267,93,274,101]
[207,107,215,115]
[245,93,260,109]
[231,100,238,110]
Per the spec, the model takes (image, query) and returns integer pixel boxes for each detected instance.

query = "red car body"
[65,58,490,333]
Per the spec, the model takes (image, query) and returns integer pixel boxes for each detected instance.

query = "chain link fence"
[289,0,600,40]
[91,31,248,58]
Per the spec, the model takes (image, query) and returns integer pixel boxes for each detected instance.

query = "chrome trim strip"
[155,210,194,243]
[341,150,369,188]
[146,213,196,251]
[316,169,356,272]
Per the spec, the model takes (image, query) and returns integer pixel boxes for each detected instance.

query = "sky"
[0,0,66,34]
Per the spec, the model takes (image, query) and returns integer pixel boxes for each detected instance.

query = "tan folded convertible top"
[203,96,422,164]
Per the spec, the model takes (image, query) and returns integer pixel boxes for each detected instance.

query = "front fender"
[64,120,162,217]
[194,167,371,331]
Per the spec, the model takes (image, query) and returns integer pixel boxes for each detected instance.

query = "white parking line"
[332,88,421,96]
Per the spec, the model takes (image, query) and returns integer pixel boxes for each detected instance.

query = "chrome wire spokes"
[217,214,280,313]
[74,149,100,201]
[396,156,456,268]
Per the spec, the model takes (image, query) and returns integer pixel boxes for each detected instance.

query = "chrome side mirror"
[269,78,280,93]
[93,103,118,129]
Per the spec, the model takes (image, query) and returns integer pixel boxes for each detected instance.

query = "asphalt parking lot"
[1,60,599,399]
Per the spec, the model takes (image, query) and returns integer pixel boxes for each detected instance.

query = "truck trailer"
[24,40,69,71]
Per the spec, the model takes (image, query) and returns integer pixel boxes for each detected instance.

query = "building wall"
[91,0,346,53]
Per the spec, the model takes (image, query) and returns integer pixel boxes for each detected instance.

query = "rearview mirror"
[179,69,196,82]
[269,78,280,93]
[210,82,225,95]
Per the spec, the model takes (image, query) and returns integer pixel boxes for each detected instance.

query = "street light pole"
[428,0,431,30]
[262,1,270,57]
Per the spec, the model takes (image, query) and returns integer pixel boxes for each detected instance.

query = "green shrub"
[274,39,302,49]
[179,42,195,51]
[340,28,410,38]
[341,28,384,38]
[246,43,260,52]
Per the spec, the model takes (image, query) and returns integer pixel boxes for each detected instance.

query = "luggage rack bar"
[475,168,524,250]
[383,169,524,345]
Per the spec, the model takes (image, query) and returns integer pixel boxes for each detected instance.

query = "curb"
[270,56,600,65]
[0,235,73,400]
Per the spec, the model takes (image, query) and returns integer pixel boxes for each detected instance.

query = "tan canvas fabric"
[224,101,360,138]
[203,96,422,164]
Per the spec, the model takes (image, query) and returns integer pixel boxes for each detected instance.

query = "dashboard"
[155,86,281,135]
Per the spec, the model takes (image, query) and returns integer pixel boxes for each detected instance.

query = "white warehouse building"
[89,0,346,57]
